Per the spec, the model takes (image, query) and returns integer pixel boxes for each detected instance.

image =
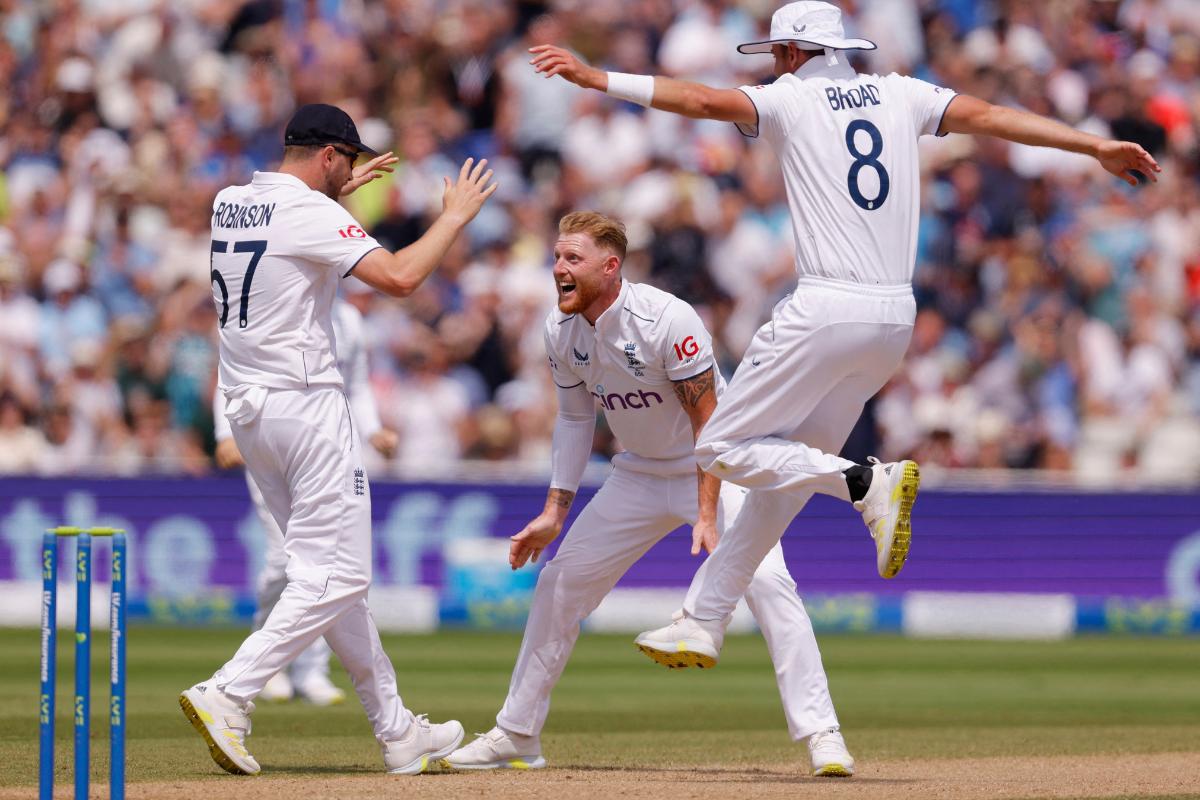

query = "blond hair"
[558,211,627,261]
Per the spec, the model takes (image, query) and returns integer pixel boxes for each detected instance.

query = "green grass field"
[2,628,1199,797]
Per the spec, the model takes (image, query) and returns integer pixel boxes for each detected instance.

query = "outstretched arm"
[529,45,757,125]
[940,95,1161,186]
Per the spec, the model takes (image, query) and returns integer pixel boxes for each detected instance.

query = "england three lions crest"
[623,342,645,376]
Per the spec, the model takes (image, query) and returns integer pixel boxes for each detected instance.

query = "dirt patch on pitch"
[12,750,1199,800]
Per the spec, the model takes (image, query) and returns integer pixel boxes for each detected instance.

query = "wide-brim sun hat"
[738,1,876,54]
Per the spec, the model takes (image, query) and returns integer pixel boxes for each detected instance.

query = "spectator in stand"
[0,0,1196,483]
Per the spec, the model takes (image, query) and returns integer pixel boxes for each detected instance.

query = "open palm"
[341,152,400,197]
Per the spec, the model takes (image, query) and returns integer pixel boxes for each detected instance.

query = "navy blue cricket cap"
[283,103,380,157]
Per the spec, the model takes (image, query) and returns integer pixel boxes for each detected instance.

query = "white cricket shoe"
[808,727,854,777]
[294,673,346,706]
[381,714,465,774]
[258,671,294,703]
[853,458,920,578]
[179,680,261,775]
[442,726,547,770]
[634,610,724,669]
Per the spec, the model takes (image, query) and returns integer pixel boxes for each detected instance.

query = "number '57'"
[210,239,266,328]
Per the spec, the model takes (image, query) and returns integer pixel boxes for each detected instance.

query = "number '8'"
[845,120,889,211]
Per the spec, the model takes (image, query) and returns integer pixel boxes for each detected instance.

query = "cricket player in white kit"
[444,212,854,776]
[530,1,1159,668]
[180,103,497,776]
[213,297,398,707]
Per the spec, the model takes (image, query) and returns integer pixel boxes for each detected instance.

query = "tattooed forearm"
[547,488,576,510]
[672,367,715,410]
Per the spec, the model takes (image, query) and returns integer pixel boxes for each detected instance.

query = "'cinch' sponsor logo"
[591,387,664,411]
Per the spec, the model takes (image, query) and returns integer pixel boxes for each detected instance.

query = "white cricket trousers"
[686,278,915,623]
[496,466,840,741]
[211,386,411,741]
[245,474,334,688]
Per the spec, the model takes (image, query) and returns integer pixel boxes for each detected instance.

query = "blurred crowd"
[1,0,1198,484]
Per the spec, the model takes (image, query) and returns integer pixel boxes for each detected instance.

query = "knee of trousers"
[285,567,370,603]
[329,571,372,598]
[537,558,609,607]
[744,562,799,605]
[257,561,287,590]
[694,436,728,474]
[263,549,288,576]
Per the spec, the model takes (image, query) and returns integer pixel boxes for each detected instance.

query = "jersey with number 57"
[210,171,382,392]
[736,59,956,287]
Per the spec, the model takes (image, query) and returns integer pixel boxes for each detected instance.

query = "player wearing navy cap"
[179,104,497,776]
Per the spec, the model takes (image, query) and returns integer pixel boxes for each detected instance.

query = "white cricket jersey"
[214,298,382,440]
[210,171,382,392]
[736,58,956,287]
[545,281,720,476]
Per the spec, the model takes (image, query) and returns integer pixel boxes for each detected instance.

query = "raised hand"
[1096,140,1161,186]
[442,157,499,225]
[528,45,605,90]
[340,152,400,197]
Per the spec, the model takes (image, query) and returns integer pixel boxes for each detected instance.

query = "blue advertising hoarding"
[0,477,1197,633]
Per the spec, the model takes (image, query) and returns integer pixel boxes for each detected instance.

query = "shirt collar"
[592,279,629,332]
[791,53,857,81]
[251,171,311,190]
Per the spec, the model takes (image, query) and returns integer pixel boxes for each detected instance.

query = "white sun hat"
[737,1,876,54]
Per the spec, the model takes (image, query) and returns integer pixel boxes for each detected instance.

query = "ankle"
[843,464,873,502]
[499,725,537,743]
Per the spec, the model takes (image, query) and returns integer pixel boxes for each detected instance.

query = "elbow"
[386,279,418,299]
[383,260,420,298]
[374,282,411,299]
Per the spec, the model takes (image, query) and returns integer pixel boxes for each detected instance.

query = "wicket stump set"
[40,527,127,800]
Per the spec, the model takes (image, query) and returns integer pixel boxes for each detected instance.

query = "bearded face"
[552,233,619,318]
[320,145,357,199]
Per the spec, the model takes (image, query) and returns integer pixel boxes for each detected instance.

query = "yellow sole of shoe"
[813,764,853,778]
[635,643,717,670]
[179,694,255,776]
[881,461,920,579]
[437,758,546,771]
[256,695,294,704]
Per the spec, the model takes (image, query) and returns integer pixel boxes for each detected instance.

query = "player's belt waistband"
[795,275,913,298]
[612,452,696,478]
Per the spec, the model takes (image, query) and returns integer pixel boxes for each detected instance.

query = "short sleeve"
[661,300,715,381]
[543,318,583,389]
[286,197,383,276]
[893,75,957,138]
[734,81,792,141]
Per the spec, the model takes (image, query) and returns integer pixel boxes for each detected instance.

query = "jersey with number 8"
[210,171,382,392]
[736,59,955,287]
